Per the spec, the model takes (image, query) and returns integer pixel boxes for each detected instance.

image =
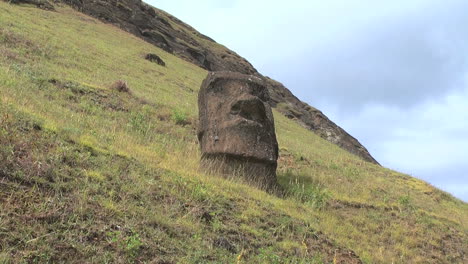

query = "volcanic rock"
[144,53,165,66]
[198,72,279,189]
[9,0,54,10]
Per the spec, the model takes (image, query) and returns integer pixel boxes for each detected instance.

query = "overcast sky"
[150,0,468,202]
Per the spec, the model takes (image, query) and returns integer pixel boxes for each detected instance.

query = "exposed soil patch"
[49,79,131,112]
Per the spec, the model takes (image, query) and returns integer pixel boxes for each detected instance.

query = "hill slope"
[59,0,378,164]
[0,2,467,263]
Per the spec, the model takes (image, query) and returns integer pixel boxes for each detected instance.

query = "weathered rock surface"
[144,53,165,66]
[61,0,257,74]
[59,0,379,164]
[198,72,279,189]
[8,0,55,10]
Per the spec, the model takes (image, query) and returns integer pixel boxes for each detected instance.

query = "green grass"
[0,2,467,263]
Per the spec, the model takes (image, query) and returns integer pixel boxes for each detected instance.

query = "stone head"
[198,71,278,164]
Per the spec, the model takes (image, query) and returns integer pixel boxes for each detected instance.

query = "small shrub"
[128,107,153,137]
[129,111,147,133]
[191,182,210,202]
[124,233,143,260]
[110,80,131,93]
[107,230,143,261]
[256,247,282,263]
[290,180,330,209]
[398,194,413,212]
[171,109,189,125]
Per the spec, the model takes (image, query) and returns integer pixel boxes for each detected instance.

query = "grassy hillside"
[0,3,466,263]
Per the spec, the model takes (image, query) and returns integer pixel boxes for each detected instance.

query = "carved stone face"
[198,72,278,164]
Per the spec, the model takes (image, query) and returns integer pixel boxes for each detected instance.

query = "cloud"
[251,0,468,113]
[304,10,468,112]
[330,87,468,201]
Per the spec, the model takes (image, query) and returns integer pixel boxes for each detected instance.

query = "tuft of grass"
[171,108,189,125]
[110,79,131,93]
[106,230,144,262]
[281,173,331,209]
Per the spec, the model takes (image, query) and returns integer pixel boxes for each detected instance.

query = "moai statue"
[198,71,279,190]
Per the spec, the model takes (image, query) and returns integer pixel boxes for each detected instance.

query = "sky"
[150,0,468,201]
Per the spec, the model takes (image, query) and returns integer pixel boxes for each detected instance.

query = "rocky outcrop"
[144,53,165,66]
[59,0,379,164]
[198,72,279,189]
[60,0,257,74]
[8,0,55,10]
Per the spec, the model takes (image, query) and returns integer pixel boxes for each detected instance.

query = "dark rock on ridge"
[198,72,279,189]
[60,0,257,74]
[8,0,55,10]
[59,0,379,164]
